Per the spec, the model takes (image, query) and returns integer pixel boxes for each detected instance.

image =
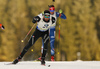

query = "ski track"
[0,61,100,69]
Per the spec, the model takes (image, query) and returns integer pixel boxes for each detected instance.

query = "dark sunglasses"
[44,15,50,18]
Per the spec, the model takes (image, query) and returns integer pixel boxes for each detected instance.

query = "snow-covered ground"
[0,61,100,69]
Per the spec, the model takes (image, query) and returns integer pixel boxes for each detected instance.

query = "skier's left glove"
[59,9,63,17]
[59,9,63,14]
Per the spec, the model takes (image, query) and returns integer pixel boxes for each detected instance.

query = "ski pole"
[57,17,61,54]
[57,9,63,54]
[21,24,36,42]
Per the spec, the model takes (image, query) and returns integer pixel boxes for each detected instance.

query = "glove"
[32,18,37,23]
[32,16,41,23]
[59,9,63,14]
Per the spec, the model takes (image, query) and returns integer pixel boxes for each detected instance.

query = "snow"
[0,61,100,69]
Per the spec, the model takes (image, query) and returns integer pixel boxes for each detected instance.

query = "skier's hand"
[59,9,63,14]
[32,18,38,23]
[32,16,41,23]
[32,20,36,23]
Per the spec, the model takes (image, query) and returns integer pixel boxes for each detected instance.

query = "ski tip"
[4,63,12,65]
[4,63,16,65]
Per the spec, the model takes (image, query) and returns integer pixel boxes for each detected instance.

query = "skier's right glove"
[32,16,41,23]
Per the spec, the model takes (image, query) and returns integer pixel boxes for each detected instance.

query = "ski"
[41,64,45,66]
[41,64,51,67]
[4,63,14,65]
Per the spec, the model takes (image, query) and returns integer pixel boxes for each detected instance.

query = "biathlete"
[39,5,66,61]
[12,10,56,65]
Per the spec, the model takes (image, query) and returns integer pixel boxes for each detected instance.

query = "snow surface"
[0,61,100,69]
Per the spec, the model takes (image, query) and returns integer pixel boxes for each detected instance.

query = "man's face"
[49,7,55,15]
[50,12,54,15]
[44,15,50,21]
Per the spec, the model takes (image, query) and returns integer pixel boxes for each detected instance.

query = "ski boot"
[12,56,21,64]
[41,57,45,65]
[12,58,20,64]
[51,56,54,61]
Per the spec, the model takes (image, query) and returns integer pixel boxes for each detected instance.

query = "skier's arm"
[1,25,5,29]
[52,17,56,24]
[56,11,67,19]
[32,16,41,23]
[0,24,5,29]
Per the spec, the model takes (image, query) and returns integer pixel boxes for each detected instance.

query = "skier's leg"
[49,28,55,61]
[38,40,44,60]
[41,40,44,54]
[12,29,40,64]
[41,31,49,65]
[50,38,55,61]
[18,35,38,59]
[50,38,55,56]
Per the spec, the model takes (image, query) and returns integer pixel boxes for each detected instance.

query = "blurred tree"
[71,0,100,60]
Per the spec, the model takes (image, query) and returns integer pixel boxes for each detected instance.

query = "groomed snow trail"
[0,61,100,69]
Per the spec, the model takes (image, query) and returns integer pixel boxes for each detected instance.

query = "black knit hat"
[43,10,50,16]
[48,5,55,8]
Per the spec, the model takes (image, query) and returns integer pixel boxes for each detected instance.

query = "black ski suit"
[17,14,55,60]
